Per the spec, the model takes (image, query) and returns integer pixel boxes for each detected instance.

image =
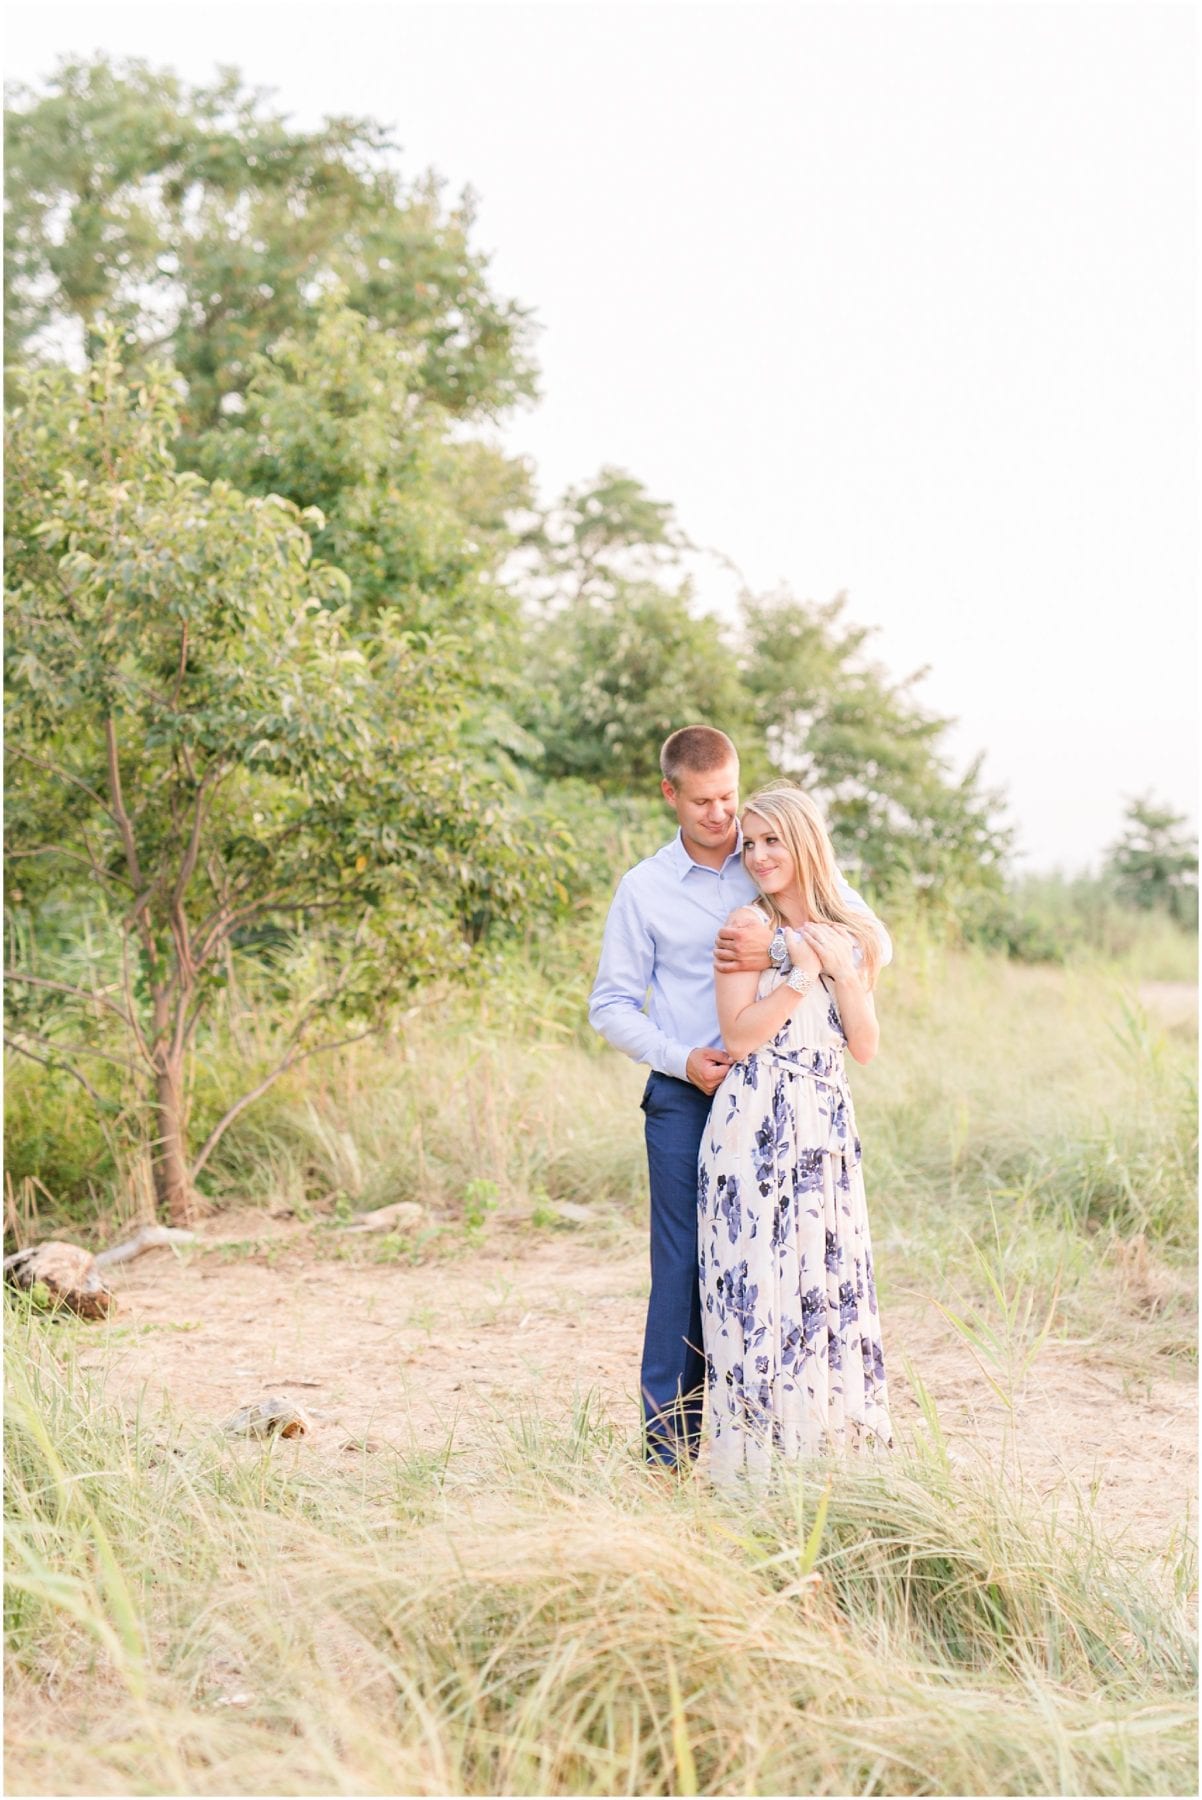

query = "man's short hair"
[660,726,738,788]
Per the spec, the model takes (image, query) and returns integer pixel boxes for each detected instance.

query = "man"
[588,725,892,1469]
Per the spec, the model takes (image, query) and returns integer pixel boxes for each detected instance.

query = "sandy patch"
[68,1215,1196,1554]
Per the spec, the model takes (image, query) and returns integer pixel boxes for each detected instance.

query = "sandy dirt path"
[72,1215,1196,1556]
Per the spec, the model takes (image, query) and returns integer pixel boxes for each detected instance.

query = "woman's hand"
[803,922,858,981]
[783,927,821,978]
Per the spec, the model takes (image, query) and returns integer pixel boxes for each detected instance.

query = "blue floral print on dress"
[698,946,892,1483]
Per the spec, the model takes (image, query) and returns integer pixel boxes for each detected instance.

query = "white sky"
[6,0,1198,872]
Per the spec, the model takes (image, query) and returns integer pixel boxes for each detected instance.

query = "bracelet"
[785,966,813,998]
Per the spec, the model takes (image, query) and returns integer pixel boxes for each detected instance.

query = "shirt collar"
[668,826,746,880]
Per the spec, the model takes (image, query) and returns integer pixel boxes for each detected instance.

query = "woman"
[698,784,892,1483]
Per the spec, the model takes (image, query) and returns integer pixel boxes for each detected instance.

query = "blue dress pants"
[639,1069,713,1466]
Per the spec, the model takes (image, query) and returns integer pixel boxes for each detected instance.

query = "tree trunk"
[152,1060,194,1227]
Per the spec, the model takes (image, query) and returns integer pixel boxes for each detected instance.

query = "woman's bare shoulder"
[724,903,770,927]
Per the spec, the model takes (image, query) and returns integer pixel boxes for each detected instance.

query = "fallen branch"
[337,1200,425,1234]
[93,1224,196,1268]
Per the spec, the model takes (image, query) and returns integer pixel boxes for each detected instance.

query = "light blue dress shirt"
[588,829,892,1081]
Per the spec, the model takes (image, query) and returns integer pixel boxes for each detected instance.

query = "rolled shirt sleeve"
[588,875,693,1080]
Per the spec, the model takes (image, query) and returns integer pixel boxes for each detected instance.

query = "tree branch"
[5,1027,146,1077]
[191,889,285,968]
[187,1027,380,1181]
[191,890,355,969]
[5,745,119,824]
[123,886,156,934]
[3,1035,114,1114]
[4,968,140,1032]
[4,845,134,891]
[159,758,229,1036]
[173,763,227,913]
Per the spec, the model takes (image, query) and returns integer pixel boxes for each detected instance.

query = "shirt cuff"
[662,1042,692,1082]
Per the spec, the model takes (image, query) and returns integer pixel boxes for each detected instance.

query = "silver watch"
[769,926,789,970]
[785,965,813,998]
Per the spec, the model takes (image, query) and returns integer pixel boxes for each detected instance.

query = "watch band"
[769,926,789,969]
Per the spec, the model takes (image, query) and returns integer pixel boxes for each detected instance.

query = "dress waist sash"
[754,1045,845,1084]
[747,1045,857,1159]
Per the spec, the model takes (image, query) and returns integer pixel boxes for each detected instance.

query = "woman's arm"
[717,915,824,1060]
[804,923,879,1064]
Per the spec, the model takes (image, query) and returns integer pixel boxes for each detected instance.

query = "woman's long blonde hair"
[742,784,881,989]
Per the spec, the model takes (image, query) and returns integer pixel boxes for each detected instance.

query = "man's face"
[662,761,740,854]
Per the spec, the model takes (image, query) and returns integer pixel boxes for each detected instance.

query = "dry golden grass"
[5,936,1196,1795]
[4,1311,1196,1797]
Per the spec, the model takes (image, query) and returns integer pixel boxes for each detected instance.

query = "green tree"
[528,582,750,793]
[741,591,1011,905]
[192,298,529,634]
[5,57,535,431]
[517,473,1009,906]
[4,345,551,1223]
[1105,797,1198,926]
[514,469,747,792]
[519,465,691,606]
[192,299,544,796]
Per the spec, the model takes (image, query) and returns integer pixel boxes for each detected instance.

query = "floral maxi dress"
[698,955,892,1483]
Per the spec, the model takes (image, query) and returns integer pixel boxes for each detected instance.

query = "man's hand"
[714,913,774,974]
[685,1047,734,1095]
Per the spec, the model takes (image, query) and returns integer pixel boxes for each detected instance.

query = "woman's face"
[741,810,796,894]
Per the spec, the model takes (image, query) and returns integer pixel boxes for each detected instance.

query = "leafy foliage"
[517,465,691,606]
[1105,797,1198,927]
[527,583,750,792]
[741,591,1012,906]
[4,343,554,1217]
[518,476,1012,898]
[191,299,530,638]
[4,57,535,429]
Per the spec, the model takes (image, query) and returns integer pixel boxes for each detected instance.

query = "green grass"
[208,938,1195,1235]
[4,1303,1196,1798]
[4,934,1197,1795]
[171,934,1192,1368]
[8,928,1195,1374]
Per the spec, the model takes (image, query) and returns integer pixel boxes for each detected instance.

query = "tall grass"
[4,1302,1196,1798]
[8,926,1193,1369]
[188,933,1195,1230]
[4,925,1196,1795]
[6,913,1196,1253]
[961,875,1199,979]
[165,935,1192,1358]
